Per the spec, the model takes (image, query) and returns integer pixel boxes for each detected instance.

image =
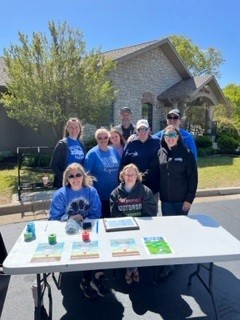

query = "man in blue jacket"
[154,109,197,161]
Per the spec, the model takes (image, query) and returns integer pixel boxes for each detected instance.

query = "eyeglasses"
[97,136,109,140]
[167,115,179,120]
[137,127,149,132]
[68,173,82,179]
[164,133,179,138]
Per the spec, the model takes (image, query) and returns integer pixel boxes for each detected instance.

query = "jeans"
[161,201,188,216]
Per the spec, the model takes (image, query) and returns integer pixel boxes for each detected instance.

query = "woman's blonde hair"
[119,163,142,183]
[94,128,110,140]
[63,118,83,140]
[63,163,96,187]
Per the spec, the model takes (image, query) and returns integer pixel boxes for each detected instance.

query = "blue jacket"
[121,135,160,173]
[154,128,197,161]
[49,185,102,221]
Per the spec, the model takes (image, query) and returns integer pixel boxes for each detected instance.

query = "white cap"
[136,119,149,129]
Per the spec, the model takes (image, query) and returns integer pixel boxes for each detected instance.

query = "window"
[142,103,153,130]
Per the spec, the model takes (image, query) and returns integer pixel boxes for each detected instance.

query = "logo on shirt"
[67,197,90,218]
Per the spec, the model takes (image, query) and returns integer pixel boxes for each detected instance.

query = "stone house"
[0,37,227,153]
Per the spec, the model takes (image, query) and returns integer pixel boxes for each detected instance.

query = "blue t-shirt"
[67,137,85,165]
[84,146,121,200]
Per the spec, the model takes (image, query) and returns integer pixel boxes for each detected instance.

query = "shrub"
[195,135,212,148]
[21,154,51,168]
[217,134,239,154]
[198,147,216,157]
[216,117,240,140]
[84,136,97,151]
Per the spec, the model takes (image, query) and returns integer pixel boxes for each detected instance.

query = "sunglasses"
[68,173,82,179]
[97,136,109,140]
[167,115,179,120]
[137,127,149,132]
[164,132,179,138]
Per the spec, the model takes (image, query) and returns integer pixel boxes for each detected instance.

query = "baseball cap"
[120,107,132,114]
[136,119,149,129]
[167,109,181,117]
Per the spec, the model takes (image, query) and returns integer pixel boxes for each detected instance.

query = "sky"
[1,0,239,88]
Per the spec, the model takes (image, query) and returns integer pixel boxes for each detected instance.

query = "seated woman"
[110,163,158,284]
[49,163,109,298]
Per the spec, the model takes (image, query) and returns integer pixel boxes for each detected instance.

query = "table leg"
[36,274,42,320]
[188,263,219,320]
[35,273,53,320]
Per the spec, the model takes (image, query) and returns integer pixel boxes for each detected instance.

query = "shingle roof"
[158,75,227,105]
[102,40,158,60]
[103,38,191,79]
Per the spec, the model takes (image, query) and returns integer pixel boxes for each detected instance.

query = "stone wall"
[110,47,181,132]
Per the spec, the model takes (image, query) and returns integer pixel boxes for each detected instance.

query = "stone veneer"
[109,47,181,133]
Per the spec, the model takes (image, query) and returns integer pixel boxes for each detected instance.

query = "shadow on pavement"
[60,270,124,320]
[0,273,11,319]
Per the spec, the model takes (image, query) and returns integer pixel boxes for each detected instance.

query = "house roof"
[103,38,192,79]
[0,38,227,105]
[157,75,227,105]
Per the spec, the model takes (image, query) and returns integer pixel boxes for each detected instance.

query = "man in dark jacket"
[114,107,136,141]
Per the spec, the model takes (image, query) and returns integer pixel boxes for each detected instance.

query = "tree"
[223,84,240,124]
[169,35,224,78]
[1,21,116,139]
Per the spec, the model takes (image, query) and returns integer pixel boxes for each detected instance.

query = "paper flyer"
[110,238,140,257]
[143,237,173,255]
[70,240,99,260]
[30,242,65,263]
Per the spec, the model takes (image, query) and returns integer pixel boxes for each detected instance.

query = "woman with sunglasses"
[147,125,198,216]
[48,163,110,298]
[84,128,121,218]
[49,162,101,221]
[146,125,198,280]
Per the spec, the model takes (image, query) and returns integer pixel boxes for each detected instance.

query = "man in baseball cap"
[114,107,136,141]
[154,108,197,160]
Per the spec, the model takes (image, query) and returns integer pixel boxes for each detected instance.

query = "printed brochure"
[70,240,99,260]
[143,237,173,255]
[110,238,140,257]
[30,242,64,263]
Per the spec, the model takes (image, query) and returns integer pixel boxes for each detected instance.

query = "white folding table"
[3,215,240,320]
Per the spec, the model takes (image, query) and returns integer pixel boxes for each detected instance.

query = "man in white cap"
[154,109,197,161]
[114,107,136,141]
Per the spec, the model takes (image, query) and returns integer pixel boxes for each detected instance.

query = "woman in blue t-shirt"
[51,118,86,189]
[84,128,121,218]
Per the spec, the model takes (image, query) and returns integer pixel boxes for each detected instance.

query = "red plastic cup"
[82,230,90,241]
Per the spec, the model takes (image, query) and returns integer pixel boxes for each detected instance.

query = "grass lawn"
[0,155,239,205]
[0,166,54,205]
[197,155,240,189]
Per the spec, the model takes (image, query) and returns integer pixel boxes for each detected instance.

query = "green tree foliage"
[1,21,116,139]
[223,84,240,124]
[169,35,224,78]
[216,117,240,140]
